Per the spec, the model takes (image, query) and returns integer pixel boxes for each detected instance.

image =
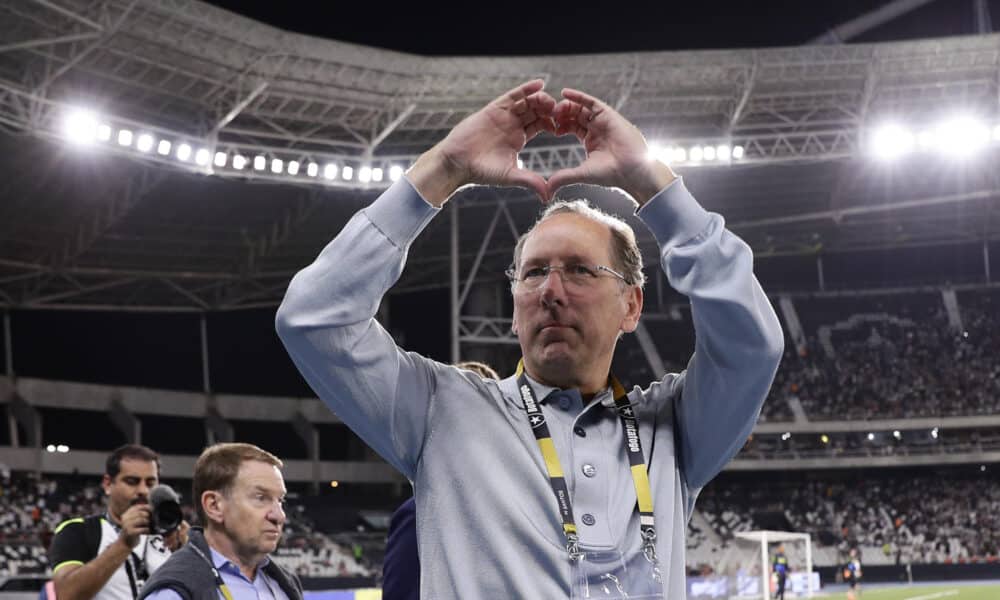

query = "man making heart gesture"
[277,80,783,599]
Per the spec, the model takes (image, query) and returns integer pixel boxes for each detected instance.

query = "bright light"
[917,130,935,149]
[56,444,69,453]
[254,155,266,171]
[517,158,525,170]
[689,146,703,162]
[994,124,1000,141]
[117,129,133,147]
[287,160,300,175]
[195,148,211,166]
[342,165,354,181]
[232,154,247,170]
[781,432,791,441]
[716,145,731,160]
[157,140,171,156]
[330,481,339,488]
[648,142,672,164]
[931,427,939,439]
[871,123,914,159]
[372,167,383,182]
[934,116,990,157]
[136,134,154,153]
[46,444,56,453]
[214,152,227,168]
[893,430,902,440]
[703,145,716,161]
[732,145,745,159]
[389,165,404,181]
[63,109,99,144]
[820,434,829,444]
[307,163,319,177]
[672,147,687,163]
[359,166,372,183]
[981,465,987,472]
[867,432,875,441]
[97,123,112,142]
[176,143,192,162]
[323,163,338,180]
[271,158,284,174]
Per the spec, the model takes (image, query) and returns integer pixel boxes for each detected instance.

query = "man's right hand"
[407,79,556,206]
[117,504,151,549]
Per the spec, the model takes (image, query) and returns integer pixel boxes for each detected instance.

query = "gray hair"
[511,199,646,288]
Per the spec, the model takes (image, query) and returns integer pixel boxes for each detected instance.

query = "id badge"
[570,549,664,599]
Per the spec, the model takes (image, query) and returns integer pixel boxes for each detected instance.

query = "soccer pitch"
[821,584,1000,600]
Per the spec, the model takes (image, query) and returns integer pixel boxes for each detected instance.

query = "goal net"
[704,531,817,599]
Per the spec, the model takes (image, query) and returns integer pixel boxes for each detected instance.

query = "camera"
[148,484,183,535]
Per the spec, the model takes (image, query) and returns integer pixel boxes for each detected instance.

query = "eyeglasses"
[505,263,629,290]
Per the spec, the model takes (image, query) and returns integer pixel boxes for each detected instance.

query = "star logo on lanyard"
[620,406,634,417]
[529,414,545,428]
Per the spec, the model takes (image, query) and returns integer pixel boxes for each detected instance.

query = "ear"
[619,286,643,334]
[201,491,225,525]
[101,474,112,496]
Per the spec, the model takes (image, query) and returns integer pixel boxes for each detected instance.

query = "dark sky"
[203,0,995,55]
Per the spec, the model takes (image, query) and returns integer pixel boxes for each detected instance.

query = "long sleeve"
[275,177,442,480]
[638,178,784,489]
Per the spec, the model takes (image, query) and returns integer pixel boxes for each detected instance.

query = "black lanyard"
[515,362,659,565]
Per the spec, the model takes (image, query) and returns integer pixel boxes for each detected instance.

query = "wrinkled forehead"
[233,459,286,494]
[518,213,614,267]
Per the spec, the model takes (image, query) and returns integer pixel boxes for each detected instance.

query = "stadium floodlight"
[96,123,112,142]
[981,465,987,472]
[136,134,154,153]
[176,143,192,162]
[781,432,791,441]
[330,481,340,488]
[716,145,731,161]
[157,140,171,156]
[271,158,284,174]
[931,427,939,439]
[232,154,247,170]
[732,145,744,159]
[517,158,525,169]
[702,145,716,161]
[672,147,687,163]
[689,146,703,162]
[871,123,914,159]
[389,165,404,182]
[287,161,300,175]
[867,432,875,441]
[342,165,354,181]
[307,162,319,177]
[372,167,383,182]
[46,444,56,452]
[214,152,227,168]
[323,163,338,180]
[648,142,673,164]
[253,155,266,171]
[117,129,134,147]
[195,148,211,166]
[893,430,902,440]
[994,125,1000,141]
[820,434,829,444]
[359,166,372,183]
[56,444,69,453]
[934,116,990,158]
[917,129,935,149]
[63,109,99,144]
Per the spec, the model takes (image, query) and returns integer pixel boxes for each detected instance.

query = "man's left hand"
[162,520,190,552]
[547,88,676,206]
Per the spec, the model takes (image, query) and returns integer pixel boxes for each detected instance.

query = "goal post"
[730,530,816,600]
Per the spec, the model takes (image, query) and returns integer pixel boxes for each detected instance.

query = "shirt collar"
[209,545,270,574]
[518,371,615,408]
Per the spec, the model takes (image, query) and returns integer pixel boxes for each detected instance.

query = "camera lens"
[149,484,182,535]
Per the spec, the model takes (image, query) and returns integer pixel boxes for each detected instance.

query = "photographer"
[48,444,189,600]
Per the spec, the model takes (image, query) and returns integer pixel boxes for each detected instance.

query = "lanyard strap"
[514,361,658,564]
[188,543,236,600]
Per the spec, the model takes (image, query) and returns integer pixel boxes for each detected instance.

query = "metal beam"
[211,81,268,136]
[0,32,102,55]
[26,0,104,31]
[808,0,940,44]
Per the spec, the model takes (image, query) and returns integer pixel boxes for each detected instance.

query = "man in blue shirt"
[139,443,302,600]
[277,79,783,598]
[772,544,789,600]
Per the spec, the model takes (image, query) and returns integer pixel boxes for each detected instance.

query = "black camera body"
[148,484,183,535]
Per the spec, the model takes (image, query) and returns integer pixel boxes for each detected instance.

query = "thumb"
[505,167,549,202]
[546,165,591,199]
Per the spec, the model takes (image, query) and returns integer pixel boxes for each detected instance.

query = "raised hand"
[408,79,556,206]
[548,88,675,206]
[117,504,151,549]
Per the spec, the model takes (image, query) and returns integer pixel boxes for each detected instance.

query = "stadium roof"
[0,0,998,311]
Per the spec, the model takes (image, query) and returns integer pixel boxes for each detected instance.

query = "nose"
[538,269,567,307]
[269,502,286,525]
